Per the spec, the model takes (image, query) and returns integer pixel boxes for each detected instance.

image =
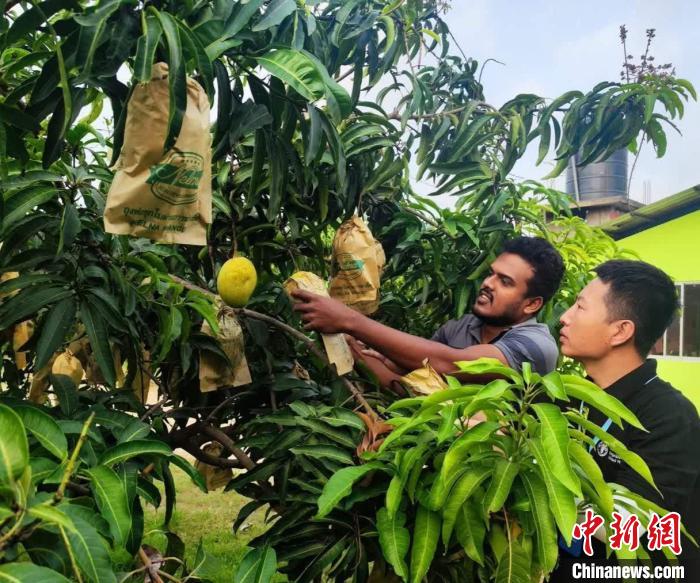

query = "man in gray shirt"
[291,236,564,383]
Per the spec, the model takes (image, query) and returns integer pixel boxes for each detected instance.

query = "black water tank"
[565,149,628,200]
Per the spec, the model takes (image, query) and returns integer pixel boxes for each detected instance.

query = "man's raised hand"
[289,289,356,334]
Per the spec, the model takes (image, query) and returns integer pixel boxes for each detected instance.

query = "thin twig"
[60,526,84,583]
[55,412,95,504]
[139,547,164,583]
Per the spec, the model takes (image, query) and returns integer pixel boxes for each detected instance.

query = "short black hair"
[594,260,679,357]
[502,236,564,306]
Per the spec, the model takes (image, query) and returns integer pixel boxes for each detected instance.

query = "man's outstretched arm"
[291,289,507,374]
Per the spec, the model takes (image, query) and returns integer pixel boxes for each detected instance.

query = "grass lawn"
[142,464,281,582]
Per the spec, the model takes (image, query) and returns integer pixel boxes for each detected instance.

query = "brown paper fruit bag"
[284,272,354,376]
[194,443,233,491]
[400,359,448,395]
[104,62,212,245]
[329,216,385,315]
[200,306,252,392]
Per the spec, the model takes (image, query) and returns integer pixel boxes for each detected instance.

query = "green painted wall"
[620,210,700,282]
[618,209,700,411]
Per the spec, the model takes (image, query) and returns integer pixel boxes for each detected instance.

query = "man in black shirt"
[554,260,699,580]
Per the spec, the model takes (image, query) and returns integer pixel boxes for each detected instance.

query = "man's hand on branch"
[290,289,357,334]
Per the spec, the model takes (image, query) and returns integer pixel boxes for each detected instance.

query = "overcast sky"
[437,0,700,203]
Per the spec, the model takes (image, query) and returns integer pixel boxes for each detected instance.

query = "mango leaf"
[455,499,487,566]
[0,404,29,484]
[316,462,385,518]
[223,0,265,37]
[441,465,492,545]
[483,458,519,515]
[290,445,354,465]
[27,503,76,532]
[377,508,409,582]
[79,300,116,387]
[61,511,117,583]
[409,505,440,583]
[252,0,296,31]
[150,8,186,152]
[568,441,614,518]
[561,374,643,430]
[34,297,77,370]
[0,563,72,583]
[0,284,71,330]
[134,14,162,82]
[15,405,67,461]
[98,439,172,467]
[233,545,277,583]
[520,472,558,574]
[494,539,531,583]
[256,49,326,102]
[85,465,132,546]
[531,403,581,496]
[528,437,577,544]
[540,371,568,401]
[169,454,208,493]
[565,412,658,493]
[454,357,522,383]
[439,422,499,482]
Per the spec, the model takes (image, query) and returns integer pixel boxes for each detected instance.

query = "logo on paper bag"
[147,151,204,205]
[335,253,365,280]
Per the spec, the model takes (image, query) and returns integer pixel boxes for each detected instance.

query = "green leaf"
[150,8,186,152]
[223,0,265,38]
[85,465,132,546]
[134,14,162,82]
[483,458,519,515]
[531,403,580,496]
[520,472,559,574]
[409,505,440,583]
[454,358,522,383]
[15,405,67,461]
[79,300,116,387]
[568,441,613,517]
[0,404,29,484]
[561,375,643,430]
[27,502,75,531]
[233,546,277,583]
[0,285,72,330]
[540,371,568,401]
[566,411,658,492]
[528,437,577,544]
[168,454,208,493]
[0,103,40,133]
[35,296,76,370]
[455,499,487,566]
[0,563,72,583]
[256,49,326,102]
[98,439,172,467]
[441,465,492,545]
[377,508,409,581]
[252,0,296,31]
[316,462,385,518]
[290,445,354,465]
[61,509,117,583]
[438,422,499,483]
[494,539,531,583]
[4,0,70,45]
[2,185,55,232]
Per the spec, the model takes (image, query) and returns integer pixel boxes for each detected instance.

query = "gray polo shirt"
[431,314,558,375]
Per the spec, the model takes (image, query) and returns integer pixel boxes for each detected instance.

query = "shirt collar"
[469,315,538,343]
[603,359,658,404]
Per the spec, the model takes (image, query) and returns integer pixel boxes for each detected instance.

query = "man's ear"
[610,319,636,348]
[523,296,543,316]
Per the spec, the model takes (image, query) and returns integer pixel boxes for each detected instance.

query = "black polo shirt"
[552,360,699,580]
